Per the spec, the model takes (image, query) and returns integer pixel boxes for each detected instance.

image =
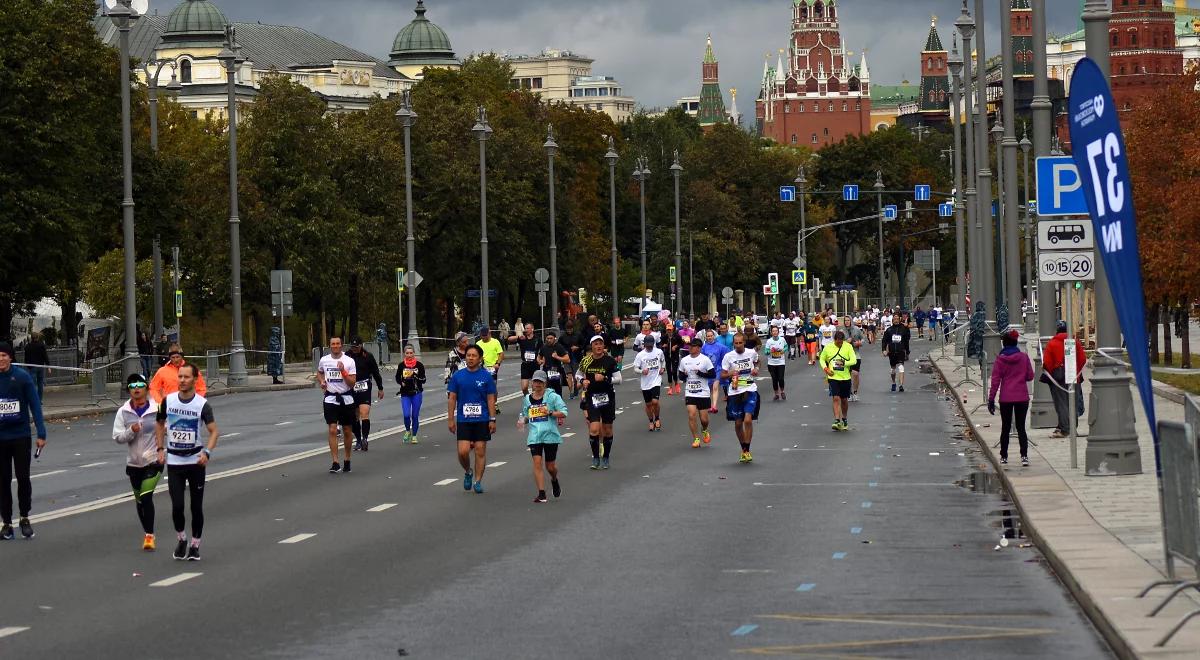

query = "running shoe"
[703,429,712,444]
[1021,457,1030,467]
[601,458,610,470]
[533,493,548,503]
[590,458,600,470]
[551,479,561,498]
[18,518,33,539]
[361,438,369,452]
[173,539,187,560]
[0,524,13,541]
[781,391,787,400]
[831,420,841,431]
[1000,457,1009,465]
[401,431,410,443]
[329,462,341,474]
[473,480,485,494]
[343,460,352,474]
[898,385,905,392]
[648,422,655,432]
[739,452,751,463]
[143,533,156,552]
[409,435,419,445]
[773,393,780,401]
[891,383,897,392]
[692,438,701,448]
[186,545,201,561]
[1050,429,1067,438]
[744,451,753,463]
[655,420,662,431]
[463,471,474,490]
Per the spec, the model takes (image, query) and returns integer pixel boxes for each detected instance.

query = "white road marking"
[24,470,69,481]
[615,410,624,415]
[486,461,507,468]
[78,462,108,469]
[149,572,203,587]
[0,627,30,638]
[274,421,294,426]
[562,432,576,438]
[434,478,457,486]
[367,503,398,512]
[224,432,241,438]
[278,533,317,544]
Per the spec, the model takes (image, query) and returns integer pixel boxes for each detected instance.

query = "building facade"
[755,0,872,147]
[507,49,637,122]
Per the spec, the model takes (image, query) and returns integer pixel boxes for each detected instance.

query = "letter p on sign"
[1053,164,1082,210]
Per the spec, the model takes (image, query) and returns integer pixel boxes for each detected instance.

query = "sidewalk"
[929,342,1200,659]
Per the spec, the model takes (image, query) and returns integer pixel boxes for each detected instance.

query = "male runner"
[819,330,858,431]
[0,342,46,541]
[506,323,543,396]
[882,316,912,393]
[606,316,627,368]
[477,327,505,409]
[447,345,497,494]
[720,334,761,463]
[316,337,357,473]
[348,338,383,452]
[577,335,621,469]
[113,373,162,551]
[701,329,728,414]
[537,331,571,396]
[717,321,734,350]
[632,336,665,432]
[680,338,717,448]
[155,363,218,560]
[842,316,866,402]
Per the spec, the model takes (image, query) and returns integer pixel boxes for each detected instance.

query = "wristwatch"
[202,448,212,458]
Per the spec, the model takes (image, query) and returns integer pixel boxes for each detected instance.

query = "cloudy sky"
[165,0,1084,110]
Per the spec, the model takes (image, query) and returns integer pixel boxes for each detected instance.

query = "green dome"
[389,0,456,67]
[162,0,228,40]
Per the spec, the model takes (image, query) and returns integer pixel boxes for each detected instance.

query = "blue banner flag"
[1066,58,1157,452]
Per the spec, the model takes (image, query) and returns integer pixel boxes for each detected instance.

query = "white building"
[507,49,637,122]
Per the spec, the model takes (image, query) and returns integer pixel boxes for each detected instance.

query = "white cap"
[590,334,606,344]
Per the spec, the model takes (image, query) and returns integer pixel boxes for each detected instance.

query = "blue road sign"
[938,202,954,217]
[992,200,999,217]
[1035,156,1088,216]
[914,184,932,201]
[883,205,898,220]
[1068,56,1155,440]
[792,269,806,285]
[466,289,498,299]
[779,186,796,202]
[842,184,859,201]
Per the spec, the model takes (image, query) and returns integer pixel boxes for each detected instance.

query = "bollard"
[91,358,108,401]
[312,347,323,374]
[206,350,220,385]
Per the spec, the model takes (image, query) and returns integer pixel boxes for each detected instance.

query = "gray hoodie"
[112,397,161,468]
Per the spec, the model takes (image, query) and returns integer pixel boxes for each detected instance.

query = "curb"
[929,350,1138,660]
[42,382,313,422]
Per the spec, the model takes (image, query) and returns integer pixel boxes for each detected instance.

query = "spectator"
[266,327,284,385]
[23,333,49,401]
[1042,320,1086,439]
[154,334,171,368]
[988,330,1035,466]
[137,331,154,378]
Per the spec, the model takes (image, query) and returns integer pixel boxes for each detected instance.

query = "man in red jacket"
[1042,321,1086,438]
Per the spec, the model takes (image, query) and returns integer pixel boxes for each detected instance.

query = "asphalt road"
[0,342,1111,659]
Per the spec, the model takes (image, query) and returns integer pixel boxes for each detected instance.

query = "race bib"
[168,428,197,450]
[686,381,706,395]
[833,358,846,371]
[891,335,901,343]
[402,368,416,379]
[527,403,550,423]
[325,367,343,382]
[591,393,611,408]
[353,381,368,392]
[0,399,20,419]
[462,403,484,419]
[770,347,784,358]
[524,351,537,362]
[548,371,561,380]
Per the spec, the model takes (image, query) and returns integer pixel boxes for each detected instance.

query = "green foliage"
[82,249,155,319]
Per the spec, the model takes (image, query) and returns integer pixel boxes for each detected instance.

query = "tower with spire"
[917,16,950,120]
[755,0,871,146]
[1010,0,1034,78]
[698,35,728,130]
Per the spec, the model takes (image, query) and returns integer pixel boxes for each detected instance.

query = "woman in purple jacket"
[988,330,1035,466]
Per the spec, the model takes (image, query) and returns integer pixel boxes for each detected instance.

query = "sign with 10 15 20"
[1038,251,1095,282]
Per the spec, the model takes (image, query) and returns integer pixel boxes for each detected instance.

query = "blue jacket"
[0,365,47,441]
[701,341,728,374]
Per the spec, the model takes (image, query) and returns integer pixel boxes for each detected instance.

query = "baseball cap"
[0,342,13,359]
[531,370,548,383]
[590,334,606,344]
[350,336,363,346]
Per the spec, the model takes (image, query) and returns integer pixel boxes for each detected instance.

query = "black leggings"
[168,463,206,538]
[768,364,786,392]
[0,436,32,523]
[664,350,680,385]
[999,402,1030,460]
[127,464,163,534]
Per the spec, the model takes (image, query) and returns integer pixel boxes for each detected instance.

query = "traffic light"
[669,266,677,283]
[768,272,779,295]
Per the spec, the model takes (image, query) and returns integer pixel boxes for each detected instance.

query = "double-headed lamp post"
[605,138,619,319]
[472,106,493,328]
[1020,128,1033,329]
[218,25,247,386]
[796,166,808,313]
[671,151,683,319]
[544,125,560,327]
[110,0,140,377]
[142,59,180,340]
[633,156,651,313]
[947,34,966,314]
[395,89,419,352]
[875,171,886,307]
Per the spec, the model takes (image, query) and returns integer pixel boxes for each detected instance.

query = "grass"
[1151,353,1200,395]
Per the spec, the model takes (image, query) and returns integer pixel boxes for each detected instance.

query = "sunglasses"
[128,382,147,390]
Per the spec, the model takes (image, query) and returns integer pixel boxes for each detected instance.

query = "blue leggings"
[401,392,423,434]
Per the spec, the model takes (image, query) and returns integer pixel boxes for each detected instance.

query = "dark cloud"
[167,1,1084,112]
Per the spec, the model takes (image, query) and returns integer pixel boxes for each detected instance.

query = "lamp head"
[604,135,618,164]
[543,124,559,157]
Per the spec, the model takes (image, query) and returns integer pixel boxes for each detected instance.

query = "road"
[1,343,1110,658]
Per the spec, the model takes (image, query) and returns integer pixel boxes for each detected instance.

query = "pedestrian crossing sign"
[792,269,806,285]
[669,266,677,283]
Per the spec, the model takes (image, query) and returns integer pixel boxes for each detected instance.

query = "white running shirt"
[818,324,837,348]
[319,353,356,404]
[721,349,760,396]
[678,354,715,398]
[764,337,788,366]
[632,348,665,390]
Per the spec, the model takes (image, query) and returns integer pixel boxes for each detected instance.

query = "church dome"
[389,0,457,68]
[162,0,228,41]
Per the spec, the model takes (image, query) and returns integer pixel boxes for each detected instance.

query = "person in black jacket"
[881,318,911,393]
[348,338,383,451]
[396,344,427,444]
[22,333,50,401]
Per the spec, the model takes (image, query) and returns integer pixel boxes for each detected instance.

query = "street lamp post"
[796,167,808,313]
[1082,0,1141,474]
[875,171,886,307]
[957,3,979,325]
[688,230,695,318]
[633,156,651,314]
[218,26,247,386]
[544,125,560,329]
[948,34,967,315]
[671,151,683,319]
[974,0,995,325]
[472,106,493,329]
[1001,0,1023,329]
[143,60,179,340]
[395,90,420,352]
[1020,129,1033,328]
[992,119,1006,317]
[606,137,620,320]
[111,0,140,377]
[1030,0,1058,428]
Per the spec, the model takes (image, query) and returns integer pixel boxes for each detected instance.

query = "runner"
[537,331,571,397]
[661,323,682,396]
[818,314,837,355]
[563,320,583,399]
[632,336,665,432]
[679,338,717,448]
[914,306,927,339]
[801,315,819,366]
[720,333,761,463]
[112,373,162,551]
[316,337,357,474]
[447,344,497,494]
[701,329,729,414]
[607,316,628,369]
[882,316,911,393]
[716,321,734,350]
[577,335,621,469]
[148,344,207,404]
[505,323,543,396]
[477,327,505,413]
[695,311,717,333]
[348,338,383,452]
[783,312,799,359]
[842,316,866,402]
[442,332,471,385]
[819,330,858,431]
[518,370,568,503]
[396,345,427,444]
[764,325,788,401]
[155,363,218,560]
[0,342,47,541]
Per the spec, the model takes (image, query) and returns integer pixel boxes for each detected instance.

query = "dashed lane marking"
[366,503,398,512]
[850,527,862,534]
[434,478,457,486]
[279,533,317,544]
[795,584,816,592]
[862,501,873,508]
[832,552,847,560]
[24,470,69,481]
[731,624,759,636]
[149,572,202,587]
[486,461,507,468]
[274,421,294,426]
[562,433,577,438]
[0,627,30,639]
[78,462,108,469]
